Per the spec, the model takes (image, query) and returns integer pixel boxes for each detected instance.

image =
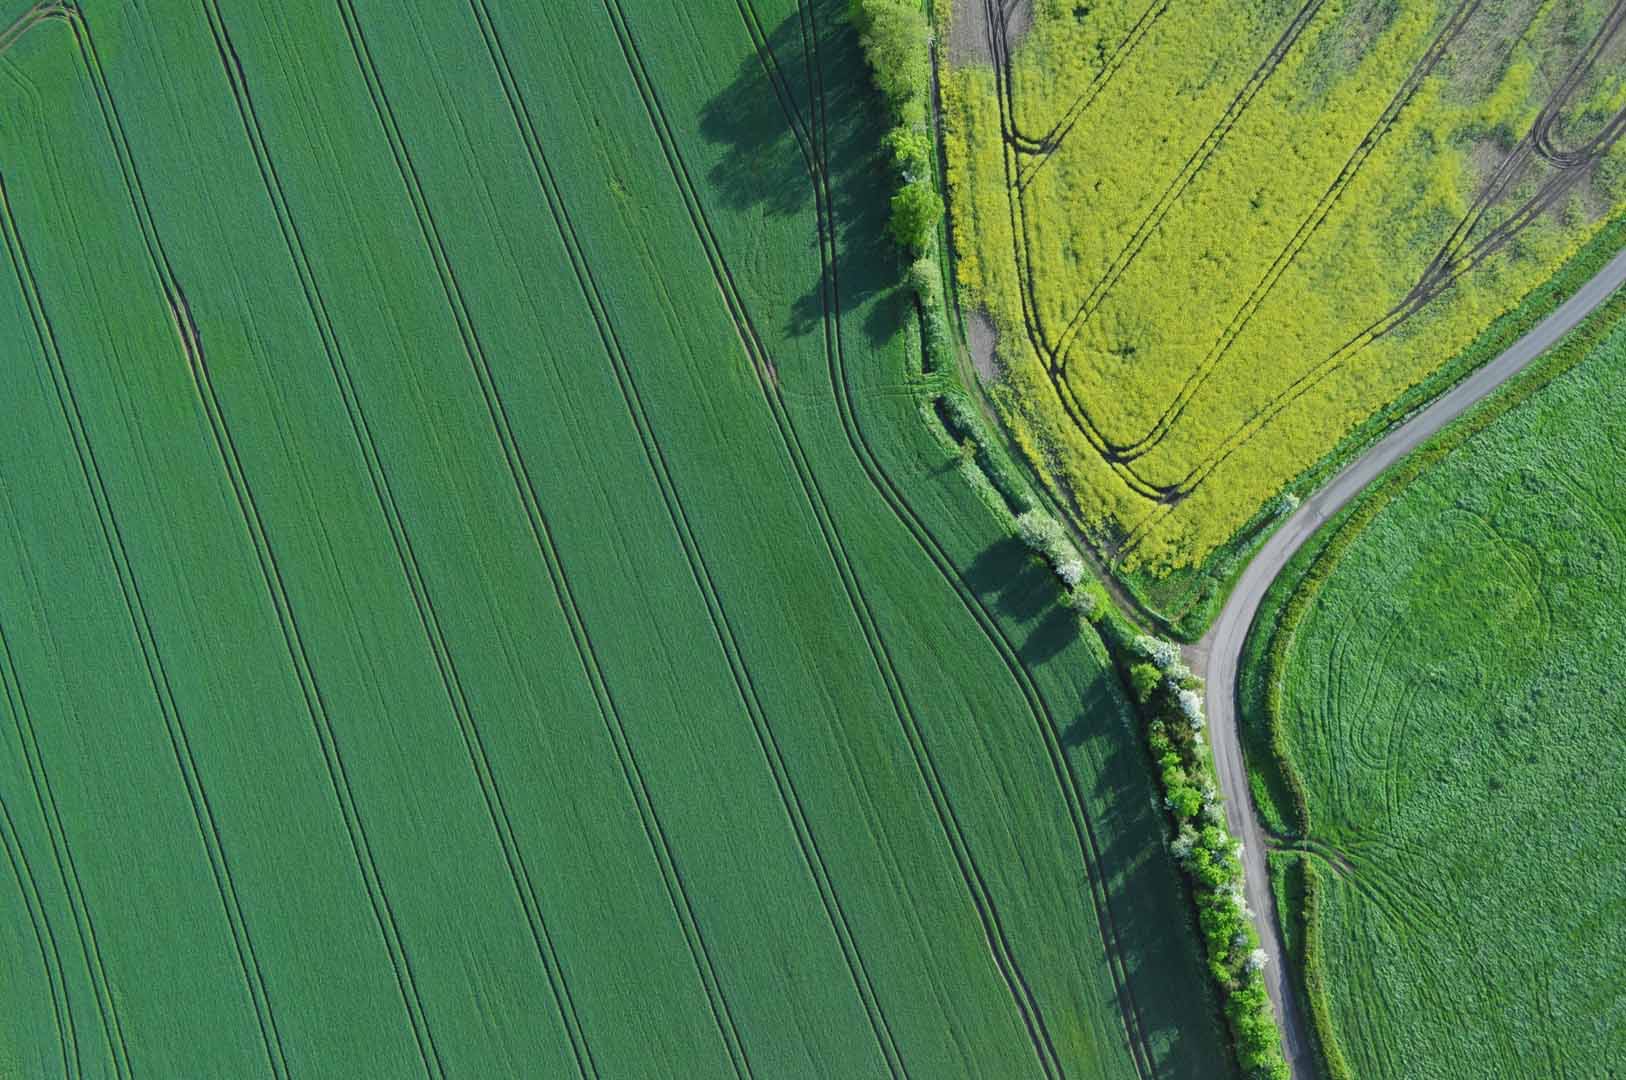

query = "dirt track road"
[1194,246,1626,1078]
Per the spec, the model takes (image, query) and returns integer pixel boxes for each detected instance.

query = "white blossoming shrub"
[1246,948,1269,973]
[1134,634,1183,671]
[1170,824,1198,863]
[1177,688,1205,728]
[1015,510,1087,590]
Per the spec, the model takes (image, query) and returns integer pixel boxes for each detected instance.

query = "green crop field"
[1243,297,1626,1078]
[0,1,1227,1076]
[941,0,1626,613]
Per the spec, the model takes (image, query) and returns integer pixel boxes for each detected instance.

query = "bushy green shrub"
[1099,627,1290,1076]
[848,0,930,125]
[849,1,943,252]
[889,181,944,253]
[1129,662,1161,703]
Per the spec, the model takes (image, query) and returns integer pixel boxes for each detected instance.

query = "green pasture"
[1253,302,1626,1077]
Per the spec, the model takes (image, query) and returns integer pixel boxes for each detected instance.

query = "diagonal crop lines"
[326,6,766,1078]
[598,1,1076,1075]
[603,0,1174,1073]
[47,7,458,1077]
[5,150,291,1078]
[0,788,72,1076]
[798,2,1162,1074]
[464,1,922,1074]
[1108,0,1485,465]
[1117,6,1626,552]
[1043,0,1331,364]
[0,623,77,1080]
[977,0,1167,500]
[985,0,1610,534]
[195,5,608,1076]
[1012,0,1172,191]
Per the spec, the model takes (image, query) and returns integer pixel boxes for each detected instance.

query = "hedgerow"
[1098,624,1290,1080]
[850,0,943,252]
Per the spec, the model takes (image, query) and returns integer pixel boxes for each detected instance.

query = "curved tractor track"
[1195,244,1626,1079]
[977,0,1626,535]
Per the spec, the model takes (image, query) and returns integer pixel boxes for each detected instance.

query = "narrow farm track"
[1197,244,1626,1079]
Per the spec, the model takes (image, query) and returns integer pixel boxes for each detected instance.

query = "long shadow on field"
[965,539,1082,665]
[699,3,900,343]
[972,543,1222,1071]
[698,14,810,221]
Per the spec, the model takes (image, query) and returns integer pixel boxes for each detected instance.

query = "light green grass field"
[0,1,1224,1075]
[1248,299,1626,1077]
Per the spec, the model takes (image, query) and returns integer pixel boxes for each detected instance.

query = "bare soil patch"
[947,0,1033,68]
[967,307,1002,382]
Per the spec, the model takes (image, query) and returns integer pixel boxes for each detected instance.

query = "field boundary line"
[803,3,1168,1073]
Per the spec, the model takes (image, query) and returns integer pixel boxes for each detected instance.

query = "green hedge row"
[1096,613,1290,1080]
[1293,858,1354,1080]
[850,1,944,252]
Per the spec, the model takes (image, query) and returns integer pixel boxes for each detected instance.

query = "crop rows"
[943,0,1626,577]
[0,0,1224,1075]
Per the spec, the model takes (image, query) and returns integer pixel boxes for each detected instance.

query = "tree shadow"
[697,15,811,221]
[699,0,905,344]
[966,538,1049,619]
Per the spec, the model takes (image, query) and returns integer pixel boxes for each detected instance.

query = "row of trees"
[849,0,944,251]
[1122,632,1291,1080]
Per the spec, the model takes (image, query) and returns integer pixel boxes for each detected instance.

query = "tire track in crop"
[601,2,1090,1074]
[465,3,914,1075]
[777,2,1165,1073]
[1042,0,1329,365]
[1012,0,1170,190]
[0,489,120,1080]
[1118,123,1626,553]
[1112,0,1484,465]
[69,9,474,1074]
[0,791,71,1076]
[0,690,75,1079]
[0,0,63,54]
[3,161,276,1080]
[979,0,1328,503]
[0,17,98,1072]
[976,0,1170,500]
[327,6,760,1077]
[1113,2,1626,551]
[194,7,605,1075]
